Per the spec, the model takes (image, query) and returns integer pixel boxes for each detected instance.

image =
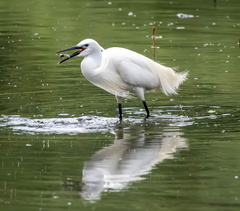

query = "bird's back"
[105,47,188,95]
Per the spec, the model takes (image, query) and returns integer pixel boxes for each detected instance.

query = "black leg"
[142,101,150,118]
[118,103,122,120]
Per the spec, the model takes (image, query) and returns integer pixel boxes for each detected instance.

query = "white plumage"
[57,39,188,119]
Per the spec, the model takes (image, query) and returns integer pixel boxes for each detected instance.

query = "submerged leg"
[116,96,123,120]
[142,100,150,118]
[118,103,122,120]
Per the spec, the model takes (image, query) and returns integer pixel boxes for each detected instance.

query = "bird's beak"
[56,45,84,64]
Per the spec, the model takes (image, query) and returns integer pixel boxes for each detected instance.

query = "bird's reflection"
[80,125,187,201]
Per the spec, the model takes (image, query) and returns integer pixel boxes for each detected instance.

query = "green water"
[1,0,240,210]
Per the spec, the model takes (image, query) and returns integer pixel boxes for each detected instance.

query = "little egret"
[57,39,188,119]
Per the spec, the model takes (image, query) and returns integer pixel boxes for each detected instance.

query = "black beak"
[56,45,84,64]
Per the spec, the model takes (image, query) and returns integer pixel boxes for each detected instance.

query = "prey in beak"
[56,45,85,64]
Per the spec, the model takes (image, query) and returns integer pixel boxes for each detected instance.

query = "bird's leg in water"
[118,103,122,120]
[116,96,123,120]
[142,101,150,118]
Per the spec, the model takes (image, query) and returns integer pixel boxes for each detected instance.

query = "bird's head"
[57,39,103,64]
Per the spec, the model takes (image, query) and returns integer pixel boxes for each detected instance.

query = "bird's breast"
[80,56,131,98]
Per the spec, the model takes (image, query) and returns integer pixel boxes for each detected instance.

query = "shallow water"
[1,0,240,210]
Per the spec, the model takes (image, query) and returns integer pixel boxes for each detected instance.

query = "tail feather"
[154,63,188,95]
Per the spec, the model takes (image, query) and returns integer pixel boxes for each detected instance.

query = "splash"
[0,115,118,135]
[0,112,190,135]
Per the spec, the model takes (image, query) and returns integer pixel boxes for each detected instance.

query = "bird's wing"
[108,48,160,90]
[107,47,188,95]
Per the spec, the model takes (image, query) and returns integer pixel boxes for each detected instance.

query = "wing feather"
[107,47,188,95]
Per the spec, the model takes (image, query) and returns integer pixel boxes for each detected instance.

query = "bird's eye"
[84,44,89,47]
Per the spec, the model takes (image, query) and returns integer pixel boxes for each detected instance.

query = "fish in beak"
[56,45,85,64]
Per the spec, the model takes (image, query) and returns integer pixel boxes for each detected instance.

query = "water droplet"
[176,26,185,30]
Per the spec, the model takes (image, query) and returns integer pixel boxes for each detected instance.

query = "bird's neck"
[81,50,106,77]
[82,51,102,68]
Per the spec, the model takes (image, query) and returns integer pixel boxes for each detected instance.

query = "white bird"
[57,39,188,119]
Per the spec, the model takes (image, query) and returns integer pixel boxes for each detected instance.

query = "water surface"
[1,0,240,210]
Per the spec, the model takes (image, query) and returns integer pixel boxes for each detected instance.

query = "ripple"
[0,112,189,135]
[0,115,118,135]
[0,105,230,135]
